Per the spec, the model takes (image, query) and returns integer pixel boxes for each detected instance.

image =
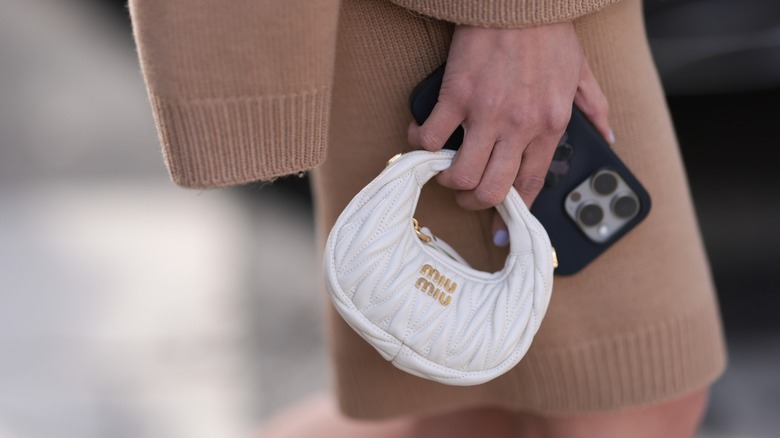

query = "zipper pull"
[412,218,470,266]
[412,218,432,243]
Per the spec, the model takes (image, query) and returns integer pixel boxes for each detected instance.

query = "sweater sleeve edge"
[388,0,623,28]
[148,87,331,189]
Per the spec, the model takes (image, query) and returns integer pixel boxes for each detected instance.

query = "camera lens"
[612,194,639,219]
[577,203,604,227]
[592,170,618,195]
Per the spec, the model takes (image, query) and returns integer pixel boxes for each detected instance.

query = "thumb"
[574,61,614,144]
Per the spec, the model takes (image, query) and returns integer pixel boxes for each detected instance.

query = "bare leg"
[259,388,707,438]
[258,393,512,438]
[259,393,411,438]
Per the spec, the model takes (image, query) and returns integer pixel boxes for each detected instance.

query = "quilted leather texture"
[324,150,554,385]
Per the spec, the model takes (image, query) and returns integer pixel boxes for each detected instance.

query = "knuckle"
[475,184,506,207]
[515,174,546,196]
[543,107,571,134]
[418,128,445,151]
[449,170,480,191]
[473,94,500,114]
[508,106,530,127]
[521,110,542,128]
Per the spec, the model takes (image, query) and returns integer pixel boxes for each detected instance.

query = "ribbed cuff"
[513,305,727,414]
[148,87,331,188]
[389,0,622,27]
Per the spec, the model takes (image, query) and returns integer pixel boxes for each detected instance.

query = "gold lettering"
[416,278,435,296]
[438,277,457,294]
[420,264,440,283]
[418,264,456,306]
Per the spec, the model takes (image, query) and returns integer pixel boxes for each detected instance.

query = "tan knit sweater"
[130,0,726,418]
[130,0,619,188]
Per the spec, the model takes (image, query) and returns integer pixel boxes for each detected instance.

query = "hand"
[408,23,613,246]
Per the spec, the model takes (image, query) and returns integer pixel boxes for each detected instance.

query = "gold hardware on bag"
[412,218,432,244]
[552,248,559,269]
[387,153,403,167]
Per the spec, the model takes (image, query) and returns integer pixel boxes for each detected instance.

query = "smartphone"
[409,64,651,275]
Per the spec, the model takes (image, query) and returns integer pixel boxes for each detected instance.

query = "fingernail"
[608,129,616,144]
[493,229,509,247]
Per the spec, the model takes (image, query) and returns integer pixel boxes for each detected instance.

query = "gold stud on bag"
[324,150,555,385]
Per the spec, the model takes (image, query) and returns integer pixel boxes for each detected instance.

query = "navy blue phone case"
[409,64,651,275]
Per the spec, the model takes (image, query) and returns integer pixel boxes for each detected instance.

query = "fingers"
[514,134,560,208]
[487,137,558,248]
[408,100,466,152]
[452,106,565,210]
[450,130,559,211]
[405,23,610,218]
[451,135,521,210]
[574,61,614,144]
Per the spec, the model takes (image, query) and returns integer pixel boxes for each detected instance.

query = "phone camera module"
[612,194,640,219]
[565,168,643,244]
[577,203,604,227]
[592,170,618,196]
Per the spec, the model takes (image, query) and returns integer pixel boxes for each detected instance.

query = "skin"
[260,389,709,438]
[408,23,613,238]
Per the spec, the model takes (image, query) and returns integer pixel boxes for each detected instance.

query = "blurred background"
[0,0,777,436]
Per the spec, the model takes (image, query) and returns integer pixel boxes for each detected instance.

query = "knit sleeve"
[388,0,622,28]
[129,0,340,188]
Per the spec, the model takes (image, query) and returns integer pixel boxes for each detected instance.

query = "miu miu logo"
[415,264,457,306]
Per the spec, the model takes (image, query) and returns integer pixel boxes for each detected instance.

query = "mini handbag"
[324,150,556,385]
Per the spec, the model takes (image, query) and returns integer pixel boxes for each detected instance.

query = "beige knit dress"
[130,0,726,419]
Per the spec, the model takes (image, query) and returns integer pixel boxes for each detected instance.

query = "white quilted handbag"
[324,150,556,385]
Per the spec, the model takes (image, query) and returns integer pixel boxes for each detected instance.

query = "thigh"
[260,394,513,438]
[261,389,708,438]
[408,389,709,438]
